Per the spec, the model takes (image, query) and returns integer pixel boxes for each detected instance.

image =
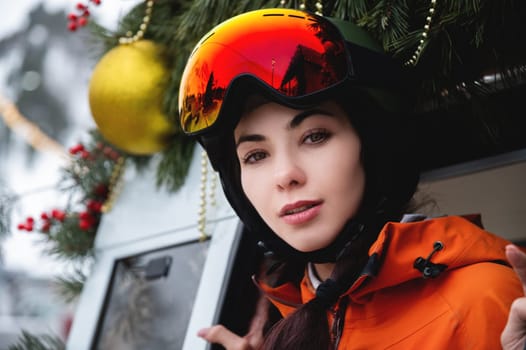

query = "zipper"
[330,296,348,349]
[329,255,377,349]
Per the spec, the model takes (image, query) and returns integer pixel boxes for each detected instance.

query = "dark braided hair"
[260,221,384,350]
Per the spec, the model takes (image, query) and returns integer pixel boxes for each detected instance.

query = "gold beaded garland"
[405,0,437,66]
[0,93,67,159]
[209,171,217,207]
[101,156,126,213]
[198,150,210,241]
[314,1,323,16]
[119,0,154,45]
[285,1,323,15]
[197,150,219,241]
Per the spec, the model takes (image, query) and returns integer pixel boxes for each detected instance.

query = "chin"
[291,242,328,253]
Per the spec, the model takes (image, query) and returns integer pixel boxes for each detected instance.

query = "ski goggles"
[178,8,351,135]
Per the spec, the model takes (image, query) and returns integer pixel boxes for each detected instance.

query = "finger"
[506,245,526,294]
[245,328,264,350]
[501,297,526,350]
[245,296,268,348]
[198,325,252,350]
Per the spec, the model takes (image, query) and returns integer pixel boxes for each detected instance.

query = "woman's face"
[234,100,365,252]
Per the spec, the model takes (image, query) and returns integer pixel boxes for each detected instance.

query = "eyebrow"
[236,134,265,148]
[236,108,335,148]
[289,108,334,128]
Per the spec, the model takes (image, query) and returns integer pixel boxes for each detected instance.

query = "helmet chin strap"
[257,215,369,264]
[300,219,367,263]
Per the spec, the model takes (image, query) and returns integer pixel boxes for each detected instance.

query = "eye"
[241,150,267,164]
[303,129,330,144]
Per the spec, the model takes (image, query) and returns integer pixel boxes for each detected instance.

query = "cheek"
[333,160,364,194]
[349,163,366,200]
[240,171,252,200]
[328,142,365,204]
[240,170,264,211]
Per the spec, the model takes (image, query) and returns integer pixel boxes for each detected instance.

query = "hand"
[197,296,268,350]
[198,325,256,350]
[502,244,526,350]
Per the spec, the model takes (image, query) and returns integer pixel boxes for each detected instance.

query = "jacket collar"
[258,215,511,310]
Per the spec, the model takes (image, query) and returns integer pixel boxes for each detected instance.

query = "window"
[93,241,209,350]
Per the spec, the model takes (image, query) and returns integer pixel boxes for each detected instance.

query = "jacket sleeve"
[439,261,523,349]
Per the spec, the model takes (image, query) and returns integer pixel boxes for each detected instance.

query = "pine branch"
[0,183,15,236]
[84,0,526,191]
[333,0,369,20]
[43,215,97,260]
[16,130,123,261]
[366,1,410,49]
[55,269,88,303]
[156,134,195,192]
[8,331,65,350]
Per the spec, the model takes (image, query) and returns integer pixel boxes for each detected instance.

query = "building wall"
[417,161,526,242]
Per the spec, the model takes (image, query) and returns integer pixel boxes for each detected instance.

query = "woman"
[178,8,523,349]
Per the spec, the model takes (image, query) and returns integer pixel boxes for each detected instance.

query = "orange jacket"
[259,216,523,349]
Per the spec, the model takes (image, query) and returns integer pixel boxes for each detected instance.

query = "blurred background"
[0,1,141,347]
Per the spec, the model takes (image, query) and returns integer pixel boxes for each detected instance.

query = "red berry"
[67,13,78,21]
[41,222,51,233]
[76,3,86,10]
[68,22,78,31]
[41,212,49,220]
[110,151,121,161]
[79,211,92,220]
[91,0,101,5]
[83,9,90,17]
[87,200,102,213]
[79,219,92,230]
[26,217,34,224]
[94,184,109,197]
[78,17,88,27]
[103,147,113,157]
[68,144,84,154]
[52,209,66,221]
[17,223,26,231]
[80,150,91,159]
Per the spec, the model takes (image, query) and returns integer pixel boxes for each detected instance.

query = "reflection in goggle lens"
[178,9,349,135]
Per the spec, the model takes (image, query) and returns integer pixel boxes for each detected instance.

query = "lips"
[283,203,315,215]
[280,200,320,216]
[279,200,323,225]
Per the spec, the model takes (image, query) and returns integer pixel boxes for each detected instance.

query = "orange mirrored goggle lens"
[179,9,350,135]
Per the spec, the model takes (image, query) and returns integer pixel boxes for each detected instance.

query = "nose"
[274,153,306,191]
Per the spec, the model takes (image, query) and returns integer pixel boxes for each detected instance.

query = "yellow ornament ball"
[89,40,175,155]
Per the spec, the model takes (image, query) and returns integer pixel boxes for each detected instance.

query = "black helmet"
[178,8,419,263]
